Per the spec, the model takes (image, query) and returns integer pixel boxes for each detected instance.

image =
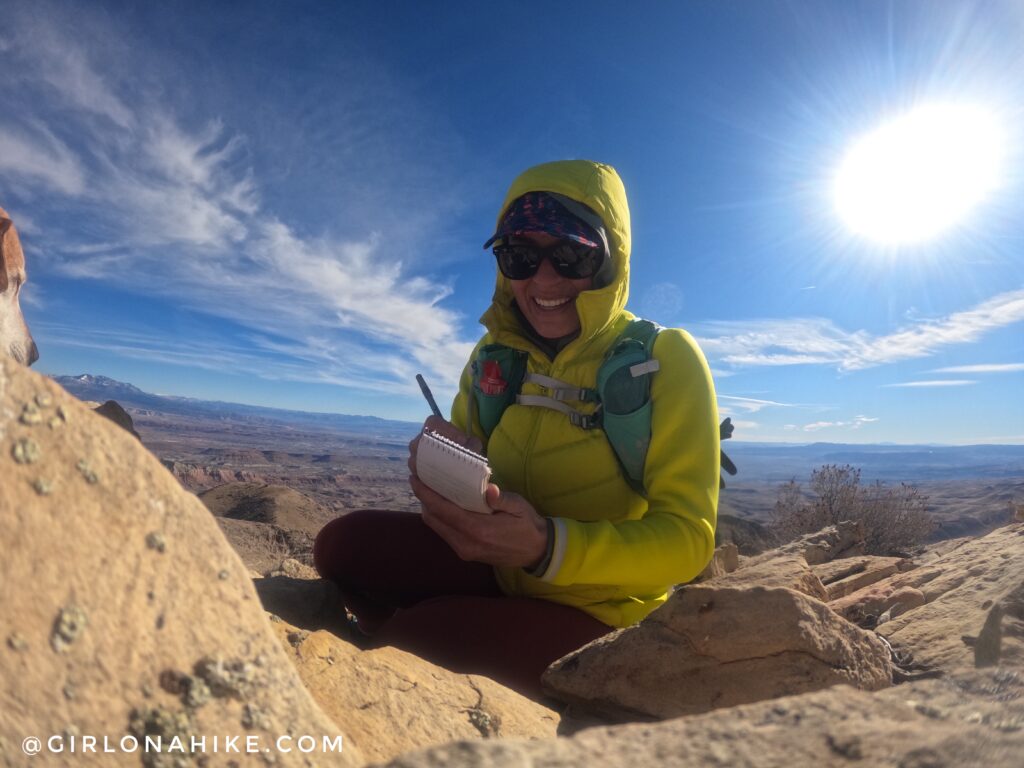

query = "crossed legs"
[313,510,611,701]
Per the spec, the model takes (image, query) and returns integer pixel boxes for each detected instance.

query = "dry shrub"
[770,464,934,555]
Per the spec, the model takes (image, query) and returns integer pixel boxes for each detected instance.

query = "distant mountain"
[52,373,1024,479]
[57,374,150,401]
[52,373,420,443]
[725,441,1024,482]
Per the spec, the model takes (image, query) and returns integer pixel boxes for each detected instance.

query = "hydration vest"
[470,319,661,495]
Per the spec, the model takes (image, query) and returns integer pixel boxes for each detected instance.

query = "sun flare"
[834,104,1003,244]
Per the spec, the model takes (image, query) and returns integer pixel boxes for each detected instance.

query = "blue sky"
[3,0,1022,444]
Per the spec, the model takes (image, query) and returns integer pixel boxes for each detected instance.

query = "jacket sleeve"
[537,329,720,588]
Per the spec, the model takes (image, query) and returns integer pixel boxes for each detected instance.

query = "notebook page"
[415,429,492,514]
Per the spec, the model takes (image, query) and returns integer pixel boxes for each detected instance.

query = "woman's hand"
[407,415,483,476]
[409,477,549,569]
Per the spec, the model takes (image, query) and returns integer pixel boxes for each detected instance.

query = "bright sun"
[834,104,1003,244]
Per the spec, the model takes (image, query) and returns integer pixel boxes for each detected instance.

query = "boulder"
[711,522,874,600]
[878,523,1024,672]
[696,542,739,580]
[269,618,559,764]
[254,573,353,639]
[712,554,828,600]
[93,399,141,440]
[263,557,319,580]
[811,555,912,600]
[541,585,891,723]
[382,669,1024,768]
[830,583,927,626]
[774,520,865,564]
[0,358,363,766]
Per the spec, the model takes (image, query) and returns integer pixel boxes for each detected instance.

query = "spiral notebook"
[416,429,492,514]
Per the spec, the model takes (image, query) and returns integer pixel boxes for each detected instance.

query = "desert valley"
[57,373,1024,567]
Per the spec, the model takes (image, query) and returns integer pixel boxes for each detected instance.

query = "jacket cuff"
[525,517,555,577]
[527,518,567,583]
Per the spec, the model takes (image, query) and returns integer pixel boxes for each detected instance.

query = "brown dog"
[0,206,39,366]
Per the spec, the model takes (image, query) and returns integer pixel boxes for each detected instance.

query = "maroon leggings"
[312,510,612,701]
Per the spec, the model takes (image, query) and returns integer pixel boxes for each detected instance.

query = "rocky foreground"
[3,357,1022,766]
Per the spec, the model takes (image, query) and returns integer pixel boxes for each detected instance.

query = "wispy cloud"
[697,288,1024,372]
[802,415,878,432]
[931,363,1024,373]
[884,379,977,388]
[0,123,87,195]
[33,321,459,399]
[15,10,136,129]
[729,420,758,431]
[718,394,795,414]
[3,8,477,395]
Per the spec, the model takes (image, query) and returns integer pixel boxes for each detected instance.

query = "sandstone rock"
[264,557,319,580]
[255,575,352,639]
[775,520,865,565]
[878,523,1024,672]
[713,554,828,600]
[269,619,559,764]
[0,359,363,766]
[542,585,890,723]
[384,669,1024,768]
[812,555,911,600]
[93,399,140,440]
[914,535,973,566]
[696,542,739,580]
[830,583,927,626]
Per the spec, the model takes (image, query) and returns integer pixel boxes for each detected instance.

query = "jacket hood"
[481,160,632,352]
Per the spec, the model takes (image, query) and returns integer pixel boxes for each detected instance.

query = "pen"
[416,373,443,418]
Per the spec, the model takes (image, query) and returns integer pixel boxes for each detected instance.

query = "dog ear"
[0,217,11,292]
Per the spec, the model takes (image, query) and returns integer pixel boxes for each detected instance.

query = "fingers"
[484,483,501,509]
[424,415,450,433]
[408,434,420,475]
[484,485,534,518]
[421,416,481,452]
[409,473,444,507]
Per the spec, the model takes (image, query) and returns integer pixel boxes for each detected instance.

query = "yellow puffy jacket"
[451,159,719,628]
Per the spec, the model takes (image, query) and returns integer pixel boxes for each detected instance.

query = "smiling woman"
[834,103,1004,244]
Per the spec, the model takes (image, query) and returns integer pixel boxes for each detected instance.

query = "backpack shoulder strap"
[597,318,661,495]
[470,344,529,438]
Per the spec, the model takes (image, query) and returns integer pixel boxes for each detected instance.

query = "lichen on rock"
[127,706,196,768]
[20,402,42,425]
[146,531,167,553]
[51,604,88,653]
[76,458,99,484]
[194,656,261,700]
[11,436,40,464]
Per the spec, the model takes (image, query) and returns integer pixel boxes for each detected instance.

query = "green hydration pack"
[470,319,662,495]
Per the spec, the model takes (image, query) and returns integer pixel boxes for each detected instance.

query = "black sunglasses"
[492,240,605,281]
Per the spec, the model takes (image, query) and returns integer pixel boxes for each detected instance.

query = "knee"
[312,510,377,581]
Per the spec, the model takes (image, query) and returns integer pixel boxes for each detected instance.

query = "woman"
[314,159,720,700]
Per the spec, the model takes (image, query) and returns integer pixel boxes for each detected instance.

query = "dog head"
[0,206,40,366]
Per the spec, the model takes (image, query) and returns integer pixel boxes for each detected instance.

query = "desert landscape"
[5,4,1022,765]
[54,374,1024,569]
[3,362,1022,767]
